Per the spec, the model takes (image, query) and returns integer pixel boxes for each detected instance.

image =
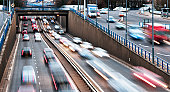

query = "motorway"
[46,20,169,92]
[92,10,170,63]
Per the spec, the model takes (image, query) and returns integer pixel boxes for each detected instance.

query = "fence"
[0,8,14,53]
[70,8,170,74]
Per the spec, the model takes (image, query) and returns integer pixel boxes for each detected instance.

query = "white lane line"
[34,60,36,62]
[40,90,42,92]
[34,57,35,58]
[36,67,38,69]
[139,44,149,48]
[37,76,39,78]
[35,63,37,65]
[37,71,38,73]
[39,82,41,85]
[157,53,170,57]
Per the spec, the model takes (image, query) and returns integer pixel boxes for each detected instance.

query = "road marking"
[34,60,36,61]
[35,63,37,65]
[37,76,39,78]
[139,44,149,48]
[157,53,170,57]
[40,90,42,92]
[39,82,41,85]
[34,57,35,58]
[37,71,38,73]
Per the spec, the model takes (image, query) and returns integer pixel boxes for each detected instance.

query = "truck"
[87,4,98,18]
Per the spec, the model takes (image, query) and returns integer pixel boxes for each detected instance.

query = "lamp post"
[84,0,86,19]
[96,0,97,26]
[78,0,79,10]
[152,0,155,64]
[107,0,109,34]
[3,0,4,22]
[125,0,128,46]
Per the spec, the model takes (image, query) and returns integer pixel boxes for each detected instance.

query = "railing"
[70,8,170,74]
[0,8,15,53]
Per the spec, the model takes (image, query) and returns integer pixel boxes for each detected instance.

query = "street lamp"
[96,0,97,26]
[152,0,155,64]
[125,0,128,46]
[84,0,86,19]
[78,0,79,10]
[107,0,109,34]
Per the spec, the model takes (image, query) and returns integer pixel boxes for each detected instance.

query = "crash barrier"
[70,8,170,74]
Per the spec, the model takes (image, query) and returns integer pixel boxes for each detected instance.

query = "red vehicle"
[132,66,168,88]
[33,27,38,32]
[144,23,170,44]
[32,24,37,28]
[22,30,27,35]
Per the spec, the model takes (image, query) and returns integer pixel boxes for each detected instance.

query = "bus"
[144,23,170,44]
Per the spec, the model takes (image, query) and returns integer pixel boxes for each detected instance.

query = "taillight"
[44,55,47,63]
[22,50,24,55]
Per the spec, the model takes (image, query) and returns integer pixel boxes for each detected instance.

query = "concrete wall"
[0,13,16,81]
[68,11,170,86]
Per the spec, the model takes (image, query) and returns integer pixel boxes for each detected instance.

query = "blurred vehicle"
[51,32,58,37]
[80,42,94,50]
[23,27,27,31]
[51,19,55,24]
[21,66,36,84]
[97,10,100,16]
[21,47,32,57]
[18,85,36,92]
[59,37,71,47]
[54,34,62,40]
[35,35,41,42]
[33,27,39,32]
[59,37,68,43]
[144,23,170,44]
[128,25,145,40]
[100,8,108,14]
[47,25,51,30]
[54,25,60,30]
[58,30,65,35]
[49,62,75,91]
[63,40,72,47]
[119,12,126,17]
[69,43,81,52]
[44,48,53,54]
[132,66,168,88]
[73,37,82,44]
[78,48,93,59]
[115,22,126,30]
[91,47,110,57]
[106,16,116,23]
[23,22,28,27]
[113,7,123,11]
[44,52,56,64]
[22,30,27,35]
[34,33,41,38]
[22,34,29,41]
[120,8,130,12]
[20,16,28,20]
[87,4,98,18]
[32,24,37,28]
[48,30,54,34]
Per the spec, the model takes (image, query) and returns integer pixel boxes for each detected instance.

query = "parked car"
[21,47,32,57]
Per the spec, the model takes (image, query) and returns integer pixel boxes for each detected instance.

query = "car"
[18,85,35,92]
[21,47,32,57]
[128,25,145,40]
[54,34,62,40]
[44,48,53,54]
[73,37,82,44]
[58,30,65,35]
[54,25,60,30]
[100,9,108,14]
[63,40,72,47]
[51,19,55,24]
[32,24,37,28]
[35,35,41,42]
[59,37,68,44]
[80,42,94,50]
[51,32,58,37]
[115,22,126,29]
[106,16,116,23]
[119,12,126,17]
[22,34,29,41]
[68,43,81,52]
[48,30,54,34]
[44,52,56,64]
[33,27,39,32]
[21,66,36,84]
[113,7,123,11]
[91,47,110,57]
[97,10,100,16]
[22,30,27,35]
[78,48,93,59]
[132,66,168,88]
[23,22,28,27]
[47,26,51,30]
[34,33,41,38]
[23,27,27,31]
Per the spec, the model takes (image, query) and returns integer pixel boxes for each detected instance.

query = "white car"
[100,8,108,14]
[46,26,51,30]
[34,33,40,37]
[54,34,62,40]
[54,25,60,30]
[113,7,123,11]
[73,37,82,44]
[35,35,41,41]
[80,42,94,50]
[91,47,110,57]
[51,32,57,37]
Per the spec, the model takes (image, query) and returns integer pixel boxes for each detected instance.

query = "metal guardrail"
[70,8,170,74]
